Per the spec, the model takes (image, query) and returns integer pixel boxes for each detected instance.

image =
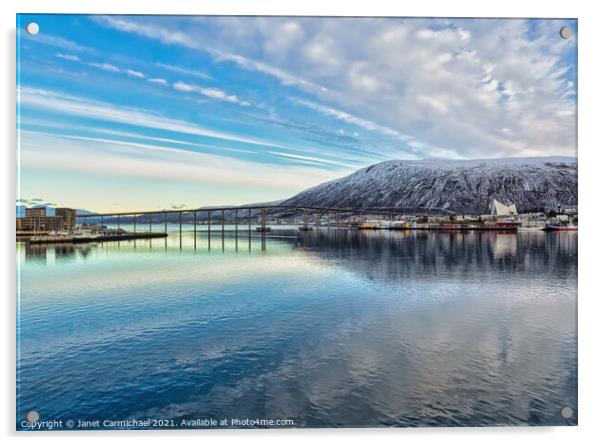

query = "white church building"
[490,199,518,216]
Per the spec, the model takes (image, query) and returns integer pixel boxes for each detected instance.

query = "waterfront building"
[25,207,46,218]
[44,216,66,231]
[24,207,47,231]
[17,207,77,232]
[55,208,77,229]
[490,199,518,216]
[558,204,578,215]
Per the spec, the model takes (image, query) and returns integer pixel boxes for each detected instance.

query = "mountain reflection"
[291,230,577,283]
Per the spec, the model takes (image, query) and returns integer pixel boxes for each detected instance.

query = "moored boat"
[543,222,578,232]
[412,221,520,231]
[480,221,521,231]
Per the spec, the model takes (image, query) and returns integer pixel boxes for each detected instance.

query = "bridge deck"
[76,204,448,218]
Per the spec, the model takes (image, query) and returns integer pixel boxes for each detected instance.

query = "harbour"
[15,199,578,246]
[16,228,577,427]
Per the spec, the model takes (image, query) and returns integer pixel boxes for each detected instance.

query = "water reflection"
[24,243,47,263]
[292,229,577,284]
[16,229,577,428]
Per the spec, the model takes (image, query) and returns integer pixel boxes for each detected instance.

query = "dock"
[27,232,168,244]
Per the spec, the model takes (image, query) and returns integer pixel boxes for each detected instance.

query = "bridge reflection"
[20,228,577,287]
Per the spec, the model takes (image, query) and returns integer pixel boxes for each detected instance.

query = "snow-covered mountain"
[279,156,577,215]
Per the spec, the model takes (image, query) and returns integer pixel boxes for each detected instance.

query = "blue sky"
[17,15,577,212]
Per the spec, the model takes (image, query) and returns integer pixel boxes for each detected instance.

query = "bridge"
[76,204,443,239]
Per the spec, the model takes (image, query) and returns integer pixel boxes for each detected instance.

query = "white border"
[2,1,601,444]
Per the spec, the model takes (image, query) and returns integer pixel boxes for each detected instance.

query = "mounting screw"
[560,406,573,418]
[559,27,572,40]
[25,22,39,35]
[26,410,39,422]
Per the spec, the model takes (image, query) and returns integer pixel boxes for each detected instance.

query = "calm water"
[16,227,577,429]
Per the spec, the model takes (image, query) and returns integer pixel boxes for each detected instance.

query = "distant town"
[16,197,578,245]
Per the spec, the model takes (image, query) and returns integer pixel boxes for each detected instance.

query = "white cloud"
[171,82,194,93]
[96,16,328,95]
[93,16,193,48]
[262,20,304,59]
[173,81,250,106]
[155,63,211,79]
[294,98,413,143]
[88,62,148,81]
[125,69,145,78]
[20,130,339,192]
[89,62,120,73]
[17,87,322,154]
[56,53,80,61]
[20,117,273,156]
[85,17,578,159]
[291,98,463,159]
[267,151,355,168]
[148,78,168,85]
[24,33,89,52]
[207,48,328,94]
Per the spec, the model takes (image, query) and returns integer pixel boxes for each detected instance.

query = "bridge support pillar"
[248,208,251,250]
[221,209,225,250]
[208,210,211,250]
[235,209,238,251]
[193,211,197,249]
[261,208,267,251]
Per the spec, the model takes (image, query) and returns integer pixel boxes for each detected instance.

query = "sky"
[17,15,577,213]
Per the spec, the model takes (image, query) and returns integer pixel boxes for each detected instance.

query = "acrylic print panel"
[16,15,577,430]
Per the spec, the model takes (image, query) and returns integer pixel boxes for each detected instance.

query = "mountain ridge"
[279,156,577,215]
